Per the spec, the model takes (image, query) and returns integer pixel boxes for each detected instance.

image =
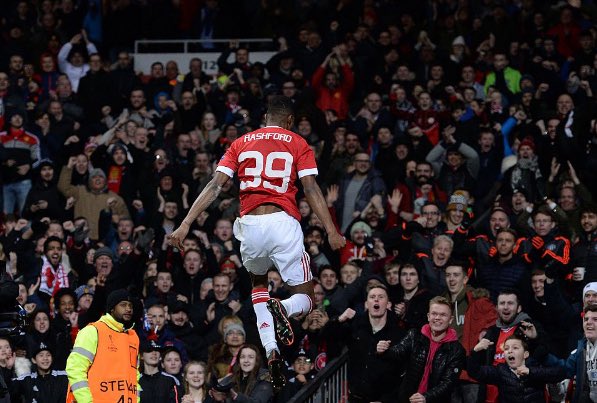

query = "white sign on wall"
[133,51,276,76]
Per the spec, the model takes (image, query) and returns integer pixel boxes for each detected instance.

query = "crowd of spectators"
[2,0,597,402]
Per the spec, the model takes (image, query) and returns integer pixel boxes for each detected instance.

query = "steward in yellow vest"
[66,289,140,403]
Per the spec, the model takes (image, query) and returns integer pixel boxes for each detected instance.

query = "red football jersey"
[216,126,318,221]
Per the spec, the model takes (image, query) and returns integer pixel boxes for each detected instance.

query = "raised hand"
[326,185,339,207]
[387,188,403,213]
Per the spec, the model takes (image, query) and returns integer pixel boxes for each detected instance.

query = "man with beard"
[326,285,404,402]
[475,290,545,403]
[502,137,545,203]
[573,204,597,283]
[377,296,465,403]
[124,88,154,129]
[66,289,139,403]
[38,236,69,305]
[406,161,447,216]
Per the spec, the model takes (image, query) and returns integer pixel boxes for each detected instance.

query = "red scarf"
[107,165,124,193]
[417,324,458,394]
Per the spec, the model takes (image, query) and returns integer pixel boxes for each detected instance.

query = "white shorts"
[233,211,311,286]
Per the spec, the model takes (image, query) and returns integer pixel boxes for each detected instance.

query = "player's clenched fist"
[168,223,190,250]
[328,232,346,250]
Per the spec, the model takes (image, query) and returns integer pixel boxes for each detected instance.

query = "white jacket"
[57,42,98,92]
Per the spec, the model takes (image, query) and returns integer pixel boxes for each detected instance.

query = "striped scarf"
[39,255,69,296]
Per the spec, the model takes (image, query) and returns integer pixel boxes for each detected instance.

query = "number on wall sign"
[238,151,293,193]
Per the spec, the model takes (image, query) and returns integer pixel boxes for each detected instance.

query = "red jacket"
[311,64,354,119]
[461,288,497,382]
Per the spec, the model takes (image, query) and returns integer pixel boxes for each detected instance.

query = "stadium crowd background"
[2,0,597,402]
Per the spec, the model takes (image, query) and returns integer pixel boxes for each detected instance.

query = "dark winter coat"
[324,310,405,402]
[467,351,565,403]
[382,326,466,402]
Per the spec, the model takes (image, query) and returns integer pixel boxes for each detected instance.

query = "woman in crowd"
[230,344,273,403]
[181,361,208,403]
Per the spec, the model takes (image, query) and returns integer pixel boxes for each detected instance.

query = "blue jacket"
[563,338,591,403]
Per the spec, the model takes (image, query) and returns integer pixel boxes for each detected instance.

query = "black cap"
[33,342,52,356]
[106,289,132,313]
[169,301,190,315]
[140,340,162,353]
[293,348,312,362]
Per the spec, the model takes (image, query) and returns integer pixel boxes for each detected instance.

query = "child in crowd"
[468,335,565,403]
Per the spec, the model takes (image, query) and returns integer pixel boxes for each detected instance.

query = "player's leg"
[278,252,315,317]
[284,280,315,314]
[250,272,286,391]
[234,216,286,391]
[250,272,278,356]
[268,217,314,346]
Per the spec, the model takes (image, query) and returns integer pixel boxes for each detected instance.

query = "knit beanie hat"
[89,168,106,179]
[583,282,597,298]
[447,191,468,212]
[350,221,372,237]
[106,289,132,313]
[223,323,246,338]
[94,246,114,262]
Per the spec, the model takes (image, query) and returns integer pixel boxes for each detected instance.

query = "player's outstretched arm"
[168,172,230,250]
[300,175,346,250]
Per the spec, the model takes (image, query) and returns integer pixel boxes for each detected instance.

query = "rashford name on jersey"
[243,131,293,143]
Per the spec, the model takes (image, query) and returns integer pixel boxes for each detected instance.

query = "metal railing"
[134,38,275,54]
[287,351,349,403]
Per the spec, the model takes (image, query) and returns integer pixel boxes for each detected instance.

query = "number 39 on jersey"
[215,126,318,221]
